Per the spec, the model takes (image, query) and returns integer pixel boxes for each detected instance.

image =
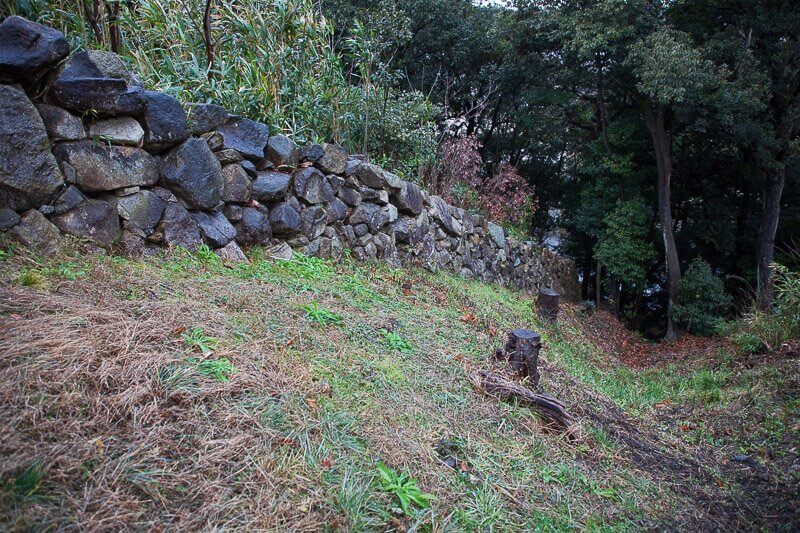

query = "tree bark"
[641,101,681,340]
[756,166,785,310]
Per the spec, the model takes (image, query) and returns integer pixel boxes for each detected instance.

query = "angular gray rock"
[221,164,252,203]
[393,180,424,215]
[0,84,64,210]
[325,197,348,223]
[239,159,257,178]
[487,221,506,248]
[269,202,302,236]
[301,205,327,240]
[0,208,20,231]
[353,162,402,192]
[46,50,145,115]
[36,103,85,141]
[327,174,344,195]
[9,209,63,255]
[158,138,223,210]
[39,185,85,216]
[51,199,121,247]
[216,117,269,161]
[0,16,70,84]
[315,143,347,174]
[139,91,189,152]
[347,202,389,232]
[337,187,361,207]
[52,141,158,192]
[293,167,334,204]
[429,195,463,236]
[115,189,165,235]
[265,134,299,168]
[300,143,324,162]
[191,210,237,248]
[187,103,228,135]
[215,240,248,263]
[215,148,243,164]
[155,202,201,250]
[88,117,144,146]
[252,171,291,203]
[202,131,224,151]
[234,207,271,245]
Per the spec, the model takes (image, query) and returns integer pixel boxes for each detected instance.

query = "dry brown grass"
[0,244,795,530]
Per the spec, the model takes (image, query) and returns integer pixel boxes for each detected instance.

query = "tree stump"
[537,288,560,322]
[503,329,541,386]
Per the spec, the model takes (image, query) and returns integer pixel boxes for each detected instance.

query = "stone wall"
[0,16,578,298]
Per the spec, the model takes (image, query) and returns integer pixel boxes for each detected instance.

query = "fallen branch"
[470,370,578,433]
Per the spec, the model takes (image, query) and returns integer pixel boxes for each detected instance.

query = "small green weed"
[196,244,221,266]
[182,327,219,354]
[16,269,44,288]
[380,329,413,353]
[188,357,237,382]
[376,462,435,515]
[56,261,87,280]
[303,302,343,326]
[5,461,44,499]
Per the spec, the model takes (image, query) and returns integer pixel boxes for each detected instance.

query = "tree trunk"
[756,166,786,310]
[641,101,681,340]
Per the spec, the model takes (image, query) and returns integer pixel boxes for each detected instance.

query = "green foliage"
[182,327,219,355]
[672,259,732,336]
[379,329,413,353]
[375,462,434,515]
[5,461,44,499]
[302,302,343,326]
[594,199,655,288]
[626,28,722,105]
[16,269,45,288]
[731,263,800,353]
[187,357,237,382]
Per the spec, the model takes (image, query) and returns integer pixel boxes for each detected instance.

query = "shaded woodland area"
[6,0,800,338]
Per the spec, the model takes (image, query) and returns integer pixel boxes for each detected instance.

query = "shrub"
[671,258,731,336]
[731,262,800,353]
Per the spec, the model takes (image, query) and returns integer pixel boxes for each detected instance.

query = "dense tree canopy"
[322,0,800,337]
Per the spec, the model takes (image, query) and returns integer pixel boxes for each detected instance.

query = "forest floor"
[0,239,798,531]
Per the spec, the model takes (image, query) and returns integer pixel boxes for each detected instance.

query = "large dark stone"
[337,186,362,207]
[325,197,348,223]
[140,91,189,152]
[353,162,402,192]
[300,143,324,162]
[221,164,251,203]
[155,202,201,250]
[114,189,165,235]
[216,117,269,161]
[191,210,237,248]
[51,199,121,246]
[269,202,302,236]
[39,185,85,216]
[0,16,69,84]
[0,207,20,231]
[265,134,299,168]
[52,141,158,192]
[46,50,145,115]
[301,204,327,240]
[0,84,64,210]
[234,207,271,245]
[429,195,463,236]
[158,138,223,210]
[36,103,85,141]
[187,103,228,135]
[393,180,424,216]
[252,171,291,203]
[347,202,389,232]
[9,209,63,255]
[315,143,348,175]
[293,167,334,204]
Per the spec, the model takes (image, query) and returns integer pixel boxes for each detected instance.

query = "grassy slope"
[0,240,797,531]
